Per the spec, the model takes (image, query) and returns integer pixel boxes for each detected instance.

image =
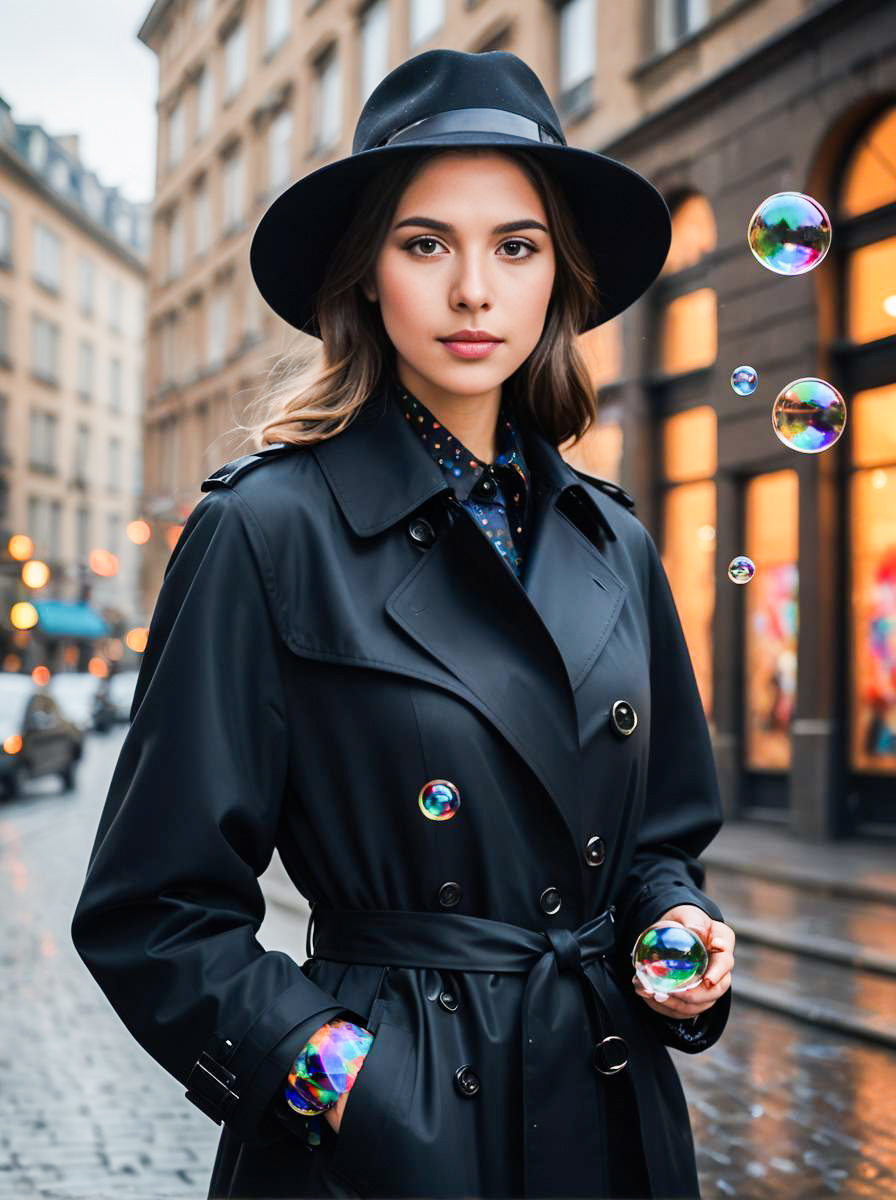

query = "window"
[33,222,62,292]
[268,108,293,193]
[74,423,90,479]
[109,356,123,412]
[360,0,390,105]
[653,0,710,55]
[660,405,717,719]
[109,278,124,334]
[159,314,178,387]
[77,255,94,316]
[77,339,94,402]
[49,500,61,561]
[29,409,58,470]
[0,298,9,363]
[265,0,291,55]
[0,197,11,265]
[658,192,717,374]
[193,181,211,256]
[313,48,342,153]
[207,288,230,367]
[223,21,247,100]
[168,206,185,278]
[168,100,185,169]
[850,383,896,773]
[196,67,214,140]
[76,506,90,562]
[743,470,799,771]
[409,0,444,47]
[222,149,245,232]
[108,436,121,491]
[557,0,595,113]
[31,314,60,384]
[107,513,120,559]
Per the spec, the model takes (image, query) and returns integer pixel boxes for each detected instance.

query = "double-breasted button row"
[429,987,479,1098]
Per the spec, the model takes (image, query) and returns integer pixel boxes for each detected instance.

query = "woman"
[71,48,735,1200]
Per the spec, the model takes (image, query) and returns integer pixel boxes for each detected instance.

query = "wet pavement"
[1,724,894,1199]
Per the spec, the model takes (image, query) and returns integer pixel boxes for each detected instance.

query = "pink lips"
[439,340,501,359]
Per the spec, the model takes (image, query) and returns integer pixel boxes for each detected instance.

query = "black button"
[454,1065,480,1097]
[438,881,461,908]
[610,700,638,737]
[539,886,561,915]
[408,517,436,547]
[584,836,606,867]
[438,990,458,1013]
[593,1035,629,1074]
[473,476,496,498]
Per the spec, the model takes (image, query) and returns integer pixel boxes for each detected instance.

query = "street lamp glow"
[10,601,38,630]
[21,560,50,589]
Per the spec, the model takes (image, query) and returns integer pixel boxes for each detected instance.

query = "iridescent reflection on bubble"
[728,556,756,584]
[772,377,847,453]
[748,192,832,275]
[631,922,709,995]
[731,365,758,396]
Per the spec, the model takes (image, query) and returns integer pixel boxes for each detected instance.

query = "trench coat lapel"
[311,378,626,847]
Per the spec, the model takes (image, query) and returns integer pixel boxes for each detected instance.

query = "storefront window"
[851,383,896,773]
[743,470,799,770]
[661,406,716,718]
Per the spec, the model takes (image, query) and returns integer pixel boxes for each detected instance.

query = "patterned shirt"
[391,371,532,579]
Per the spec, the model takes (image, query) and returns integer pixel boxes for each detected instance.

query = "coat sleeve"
[612,525,732,1054]
[70,485,362,1147]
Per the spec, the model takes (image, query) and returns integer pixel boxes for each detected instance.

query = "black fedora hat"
[249,48,671,338]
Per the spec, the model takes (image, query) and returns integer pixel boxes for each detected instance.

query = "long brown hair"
[233,146,601,453]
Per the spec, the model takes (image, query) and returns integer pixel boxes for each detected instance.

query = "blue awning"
[32,600,110,638]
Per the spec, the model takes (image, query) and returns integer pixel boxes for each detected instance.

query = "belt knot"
[546,928,581,973]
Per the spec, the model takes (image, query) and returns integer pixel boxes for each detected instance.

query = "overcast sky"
[0,0,159,204]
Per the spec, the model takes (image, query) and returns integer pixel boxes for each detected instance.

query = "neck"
[395,363,502,465]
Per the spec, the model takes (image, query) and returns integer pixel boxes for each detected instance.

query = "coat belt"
[309,905,665,1198]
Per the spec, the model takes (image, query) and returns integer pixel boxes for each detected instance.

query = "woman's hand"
[631,903,735,1020]
[323,1086,350,1135]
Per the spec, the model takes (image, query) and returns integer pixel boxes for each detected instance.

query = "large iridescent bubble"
[772,377,847,453]
[631,922,709,995]
[747,192,832,275]
[731,365,758,395]
[728,556,756,584]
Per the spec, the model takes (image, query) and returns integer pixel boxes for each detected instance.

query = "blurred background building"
[0,96,150,675]
[132,0,894,842]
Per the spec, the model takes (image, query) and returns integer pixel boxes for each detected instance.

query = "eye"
[403,236,537,260]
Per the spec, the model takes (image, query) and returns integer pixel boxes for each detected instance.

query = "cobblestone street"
[1,725,894,1199]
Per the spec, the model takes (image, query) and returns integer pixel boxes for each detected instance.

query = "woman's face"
[365,151,556,402]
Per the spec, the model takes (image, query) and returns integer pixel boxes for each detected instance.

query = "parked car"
[47,671,115,734]
[105,669,140,724]
[0,675,83,799]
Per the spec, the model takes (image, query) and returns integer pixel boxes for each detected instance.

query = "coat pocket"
[324,1001,415,1196]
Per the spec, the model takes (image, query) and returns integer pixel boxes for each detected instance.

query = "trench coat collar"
[311,371,618,545]
[311,373,626,855]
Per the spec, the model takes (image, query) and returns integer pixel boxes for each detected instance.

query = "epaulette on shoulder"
[569,466,637,513]
[200,442,296,492]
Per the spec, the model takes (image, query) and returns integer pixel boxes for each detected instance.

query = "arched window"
[840,105,896,778]
[658,192,717,375]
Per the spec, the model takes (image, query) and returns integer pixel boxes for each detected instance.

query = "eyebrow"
[393,216,549,235]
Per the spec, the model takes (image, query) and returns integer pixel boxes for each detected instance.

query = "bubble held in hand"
[631,922,709,995]
[772,377,847,453]
[728,555,756,584]
[730,365,758,395]
[747,192,832,275]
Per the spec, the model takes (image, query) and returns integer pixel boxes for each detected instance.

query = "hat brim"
[249,134,671,338]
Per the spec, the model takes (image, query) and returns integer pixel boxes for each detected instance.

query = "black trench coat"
[71,377,732,1200]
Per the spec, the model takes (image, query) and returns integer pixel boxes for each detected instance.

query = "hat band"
[378,107,566,149]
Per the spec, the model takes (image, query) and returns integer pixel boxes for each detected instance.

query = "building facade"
[137,0,896,840]
[0,99,150,673]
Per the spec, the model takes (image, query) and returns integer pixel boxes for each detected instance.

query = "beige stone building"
[0,98,149,673]
[137,0,896,840]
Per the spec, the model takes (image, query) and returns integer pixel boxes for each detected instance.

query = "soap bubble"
[772,377,847,453]
[731,365,758,395]
[631,922,709,995]
[728,556,756,584]
[747,192,832,275]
